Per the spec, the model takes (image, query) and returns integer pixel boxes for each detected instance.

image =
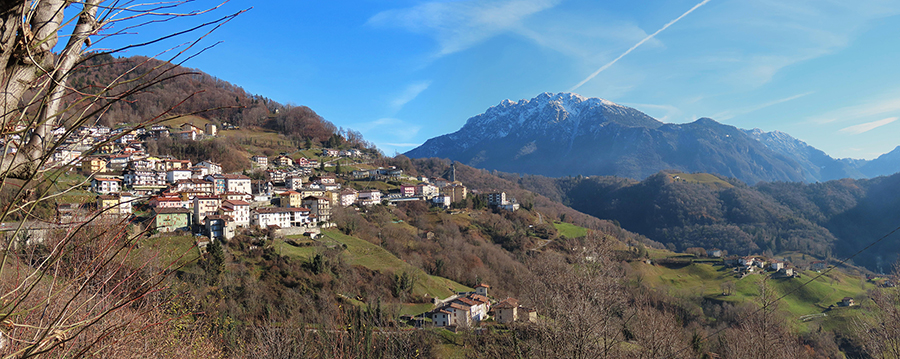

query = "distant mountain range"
[406,92,900,184]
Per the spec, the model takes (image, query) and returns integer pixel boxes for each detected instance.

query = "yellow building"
[299,189,337,206]
[97,195,120,215]
[279,190,304,208]
[81,156,108,174]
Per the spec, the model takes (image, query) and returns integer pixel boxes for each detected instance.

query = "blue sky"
[100,0,900,159]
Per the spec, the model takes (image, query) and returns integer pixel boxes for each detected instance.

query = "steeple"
[449,162,456,182]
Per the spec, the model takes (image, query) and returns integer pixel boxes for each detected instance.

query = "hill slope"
[507,170,900,272]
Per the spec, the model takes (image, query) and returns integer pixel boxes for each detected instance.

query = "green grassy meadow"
[274,229,471,301]
[554,221,589,238]
[633,259,876,333]
[666,172,734,189]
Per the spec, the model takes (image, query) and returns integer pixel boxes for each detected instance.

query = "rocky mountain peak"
[407,93,900,183]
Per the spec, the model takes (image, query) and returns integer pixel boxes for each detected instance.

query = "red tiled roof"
[206,215,234,221]
[154,207,191,214]
[449,303,470,310]
[255,207,292,214]
[194,195,220,200]
[468,294,490,304]
[222,174,250,180]
[494,298,519,309]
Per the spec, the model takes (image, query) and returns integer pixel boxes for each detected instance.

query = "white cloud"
[716,91,814,121]
[751,92,813,111]
[702,1,900,88]
[515,16,662,61]
[809,93,900,125]
[839,117,898,135]
[391,81,432,111]
[356,118,402,132]
[368,0,561,57]
[354,118,422,142]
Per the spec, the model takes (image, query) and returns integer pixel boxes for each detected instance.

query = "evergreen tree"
[202,240,226,285]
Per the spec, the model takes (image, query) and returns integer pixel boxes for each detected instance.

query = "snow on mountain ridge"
[466,92,628,134]
[409,92,661,158]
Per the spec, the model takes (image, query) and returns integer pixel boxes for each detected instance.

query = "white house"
[124,170,167,187]
[174,178,214,194]
[223,174,252,194]
[190,165,209,179]
[118,192,134,215]
[91,177,121,194]
[432,195,451,208]
[252,207,292,228]
[358,190,382,206]
[288,207,314,227]
[221,199,250,227]
[196,161,222,175]
[770,261,784,271]
[432,309,452,327]
[416,183,439,199]
[251,155,268,168]
[430,292,492,327]
[205,215,235,241]
[454,297,489,322]
[487,192,506,205]
[339,189,358,207]
[286,173,304,191]
[166,169,192,183]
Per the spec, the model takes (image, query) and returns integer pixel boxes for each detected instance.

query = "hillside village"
[16,122,507,238]
[3,121,540,329]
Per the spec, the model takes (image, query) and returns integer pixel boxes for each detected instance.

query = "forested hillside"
[506,170,900,272]
[62,54,380,173]
[70,53,374,150]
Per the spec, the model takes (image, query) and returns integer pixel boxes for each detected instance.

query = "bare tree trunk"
[0,1,244,357]
[0,0,102,180]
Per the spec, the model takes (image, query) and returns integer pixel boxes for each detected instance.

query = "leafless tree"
[0,1,243,357]
[623,298,693,359]
[716,277,809,359]
[524,233,631,359]
[854,269,900,359]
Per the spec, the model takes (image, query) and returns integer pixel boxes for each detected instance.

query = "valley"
[3,53,900,358]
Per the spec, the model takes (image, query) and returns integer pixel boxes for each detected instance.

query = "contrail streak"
[568,0,711,92]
